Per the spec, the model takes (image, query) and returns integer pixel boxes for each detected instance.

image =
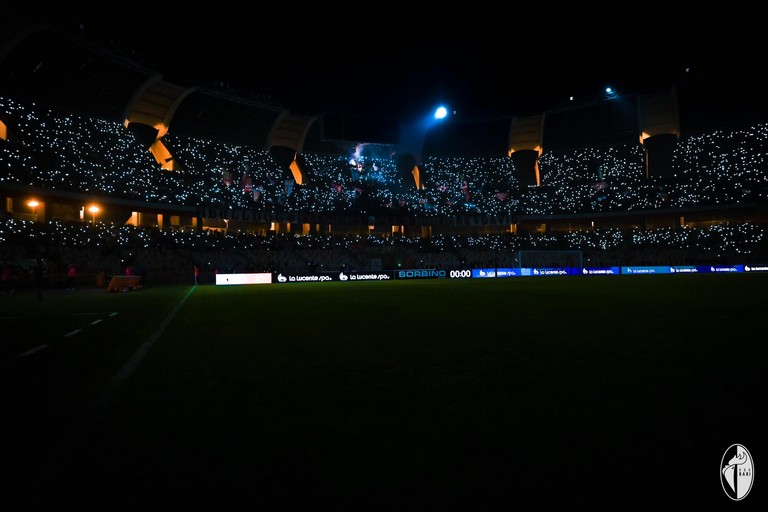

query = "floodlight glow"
[434,106,448,120]
[88,204,100,224]
[27,199,40,222]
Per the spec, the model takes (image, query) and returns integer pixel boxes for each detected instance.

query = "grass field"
[3,274,766,508]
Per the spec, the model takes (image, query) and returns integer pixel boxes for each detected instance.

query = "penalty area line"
[39,286,196,486]
[19,344,49,357]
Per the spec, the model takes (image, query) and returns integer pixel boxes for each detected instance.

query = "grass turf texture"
[4,274,765,508]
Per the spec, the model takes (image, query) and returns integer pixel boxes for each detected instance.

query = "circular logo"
[721,444,754,500]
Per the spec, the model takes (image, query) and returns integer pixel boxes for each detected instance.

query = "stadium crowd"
[2,96,767,217]
[1,219,766,287]
[1,95,767,287]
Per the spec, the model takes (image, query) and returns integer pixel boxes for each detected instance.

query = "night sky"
[5,9,767,129]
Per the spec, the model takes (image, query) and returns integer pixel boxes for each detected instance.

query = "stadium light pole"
[27,199,39,222]
[88,204,100,225]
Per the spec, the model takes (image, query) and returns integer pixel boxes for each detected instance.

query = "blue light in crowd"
[434,106,448,120]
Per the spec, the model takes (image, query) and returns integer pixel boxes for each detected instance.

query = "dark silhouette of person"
[66,263,77,290]
[1,263,12,294]
[33,258,44,301]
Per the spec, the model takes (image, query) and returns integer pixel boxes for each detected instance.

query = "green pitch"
[4,274,765,508]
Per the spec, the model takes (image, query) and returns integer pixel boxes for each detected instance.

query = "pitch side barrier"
[213,265,768,285]
[273,271,395,283]
[470,265,765,278]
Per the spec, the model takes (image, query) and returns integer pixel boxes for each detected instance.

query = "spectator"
[66,263,77,290]
[1,263,12,294]
[33,258,44,301]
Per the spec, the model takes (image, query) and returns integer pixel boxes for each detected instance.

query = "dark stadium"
[1,10,765,509]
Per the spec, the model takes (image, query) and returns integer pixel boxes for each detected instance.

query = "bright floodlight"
[434,106,448,120]
[87,204,100,224]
